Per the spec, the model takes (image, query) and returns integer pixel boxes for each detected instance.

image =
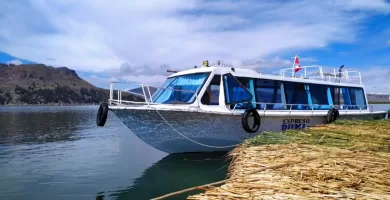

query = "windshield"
[151,73,210,104]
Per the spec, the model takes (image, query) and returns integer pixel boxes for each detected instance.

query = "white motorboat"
[96,57,388,153]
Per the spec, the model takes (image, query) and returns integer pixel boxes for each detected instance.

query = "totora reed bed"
[153,119,390,200]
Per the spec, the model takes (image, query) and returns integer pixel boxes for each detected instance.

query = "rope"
[150,106,240,149]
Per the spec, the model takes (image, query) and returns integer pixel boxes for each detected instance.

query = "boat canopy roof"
[168,63,363,87]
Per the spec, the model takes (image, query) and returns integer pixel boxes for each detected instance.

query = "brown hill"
[0,63,143,105]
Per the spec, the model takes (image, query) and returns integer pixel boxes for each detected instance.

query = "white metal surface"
[106,65,374,115]
[279,66,362,85]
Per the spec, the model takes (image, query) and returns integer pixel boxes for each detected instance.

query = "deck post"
[109,83,113,105]
[117,90,120,105]
[141,85,148,105]
[147,86,153,103]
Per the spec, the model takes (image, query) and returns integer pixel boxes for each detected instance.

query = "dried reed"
[187,120,390,200]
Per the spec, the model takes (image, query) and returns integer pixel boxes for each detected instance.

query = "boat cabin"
[150,63,368,111]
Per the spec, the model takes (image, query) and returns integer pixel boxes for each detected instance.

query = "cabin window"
[309,84,328,105]
[233,77,256,109]
[307,84,334,110]
[283,81,309,110]
[255,79,283,110]
[331,87,342,106]
[201,75,221,105]
[329,86,366,109]
[348,87,367,109]
[223,74,253,107]
[151,72,210,104]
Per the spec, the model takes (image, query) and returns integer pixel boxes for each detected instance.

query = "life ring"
[96,102,109,126]
[326,108,339,123]
[242,108,261,133]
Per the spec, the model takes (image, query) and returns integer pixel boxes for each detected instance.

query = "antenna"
[338,65,344,82]
[336,65,344,107]
[167,70,179,73]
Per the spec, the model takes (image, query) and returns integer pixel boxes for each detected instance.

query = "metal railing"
[231,102,373,113]
[279,66,362,85]
[108,81,200,107]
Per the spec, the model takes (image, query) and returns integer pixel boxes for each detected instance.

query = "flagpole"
[292,55,297,78]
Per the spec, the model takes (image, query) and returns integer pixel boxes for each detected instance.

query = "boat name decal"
[281,119,310,132]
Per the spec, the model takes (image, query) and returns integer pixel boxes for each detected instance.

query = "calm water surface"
[1,104,389,200]
[0,106,230,200]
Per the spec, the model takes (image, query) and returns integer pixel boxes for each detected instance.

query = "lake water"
[0,106,230,200]
[0,104,389,200]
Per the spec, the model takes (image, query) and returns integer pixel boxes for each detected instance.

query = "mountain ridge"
[0,63,143,105]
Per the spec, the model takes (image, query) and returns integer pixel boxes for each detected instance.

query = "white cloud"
[300,57,317,63]
[0,0,390,89]
[387,39,390,46]
[6,59,23,65]
[338,0,390,13]
[238,56,317,74]
[121,75,169,86]
[82,73,167,89]
[360,66,390,94]
[81,75,121,89]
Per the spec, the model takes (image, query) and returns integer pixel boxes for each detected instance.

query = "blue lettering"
[294,124,306,129]
[288,124,294,129]
[281,122,307,131]
[282,124,288,132]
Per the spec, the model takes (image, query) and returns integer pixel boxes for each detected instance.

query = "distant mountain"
[0,63,143,105]
[367,94,390,103]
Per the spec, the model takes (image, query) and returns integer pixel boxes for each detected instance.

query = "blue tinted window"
[223,74,253,105]
[152,73,209,104]
[331,86,341,105]
[255,79,282,109]
[309,84,328,105]
[283,82,309,109]
[329,86,367,110]
[349,87,366,109]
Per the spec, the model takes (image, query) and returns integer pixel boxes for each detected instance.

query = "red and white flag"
[294,57,301,72]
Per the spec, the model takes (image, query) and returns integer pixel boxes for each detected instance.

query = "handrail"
[279,65,362,85]
[230,101,372,112]
[108,81,200,108]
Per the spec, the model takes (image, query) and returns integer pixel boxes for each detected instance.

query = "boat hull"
[110,108,387,153]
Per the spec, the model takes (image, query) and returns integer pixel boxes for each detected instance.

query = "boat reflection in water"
[96,152,229,200]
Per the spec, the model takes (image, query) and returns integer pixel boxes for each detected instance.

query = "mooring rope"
[150,106,240,149]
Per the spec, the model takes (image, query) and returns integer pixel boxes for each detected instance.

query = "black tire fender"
[97,102,109,126]
[242,108,261,133]
[326,108,339,123]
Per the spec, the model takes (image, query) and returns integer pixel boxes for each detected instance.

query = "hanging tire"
[326,108,339,123]
[96,102,109,126]
[242,108,261,133]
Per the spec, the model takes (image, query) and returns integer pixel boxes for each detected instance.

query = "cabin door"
[222,73,254,109]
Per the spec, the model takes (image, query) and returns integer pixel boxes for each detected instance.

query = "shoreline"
[154,119,390,199]
[0,103,100,107]
[368,101,390,104]
[1,102,389,106]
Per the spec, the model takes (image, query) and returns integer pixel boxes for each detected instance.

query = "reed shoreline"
[154,119,390,200]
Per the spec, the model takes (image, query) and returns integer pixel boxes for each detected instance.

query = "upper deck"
[108,61,371,113]
[278,65,362,85]
[169,64,363,86]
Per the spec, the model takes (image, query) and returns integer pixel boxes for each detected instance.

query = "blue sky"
[0,0,389,93]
